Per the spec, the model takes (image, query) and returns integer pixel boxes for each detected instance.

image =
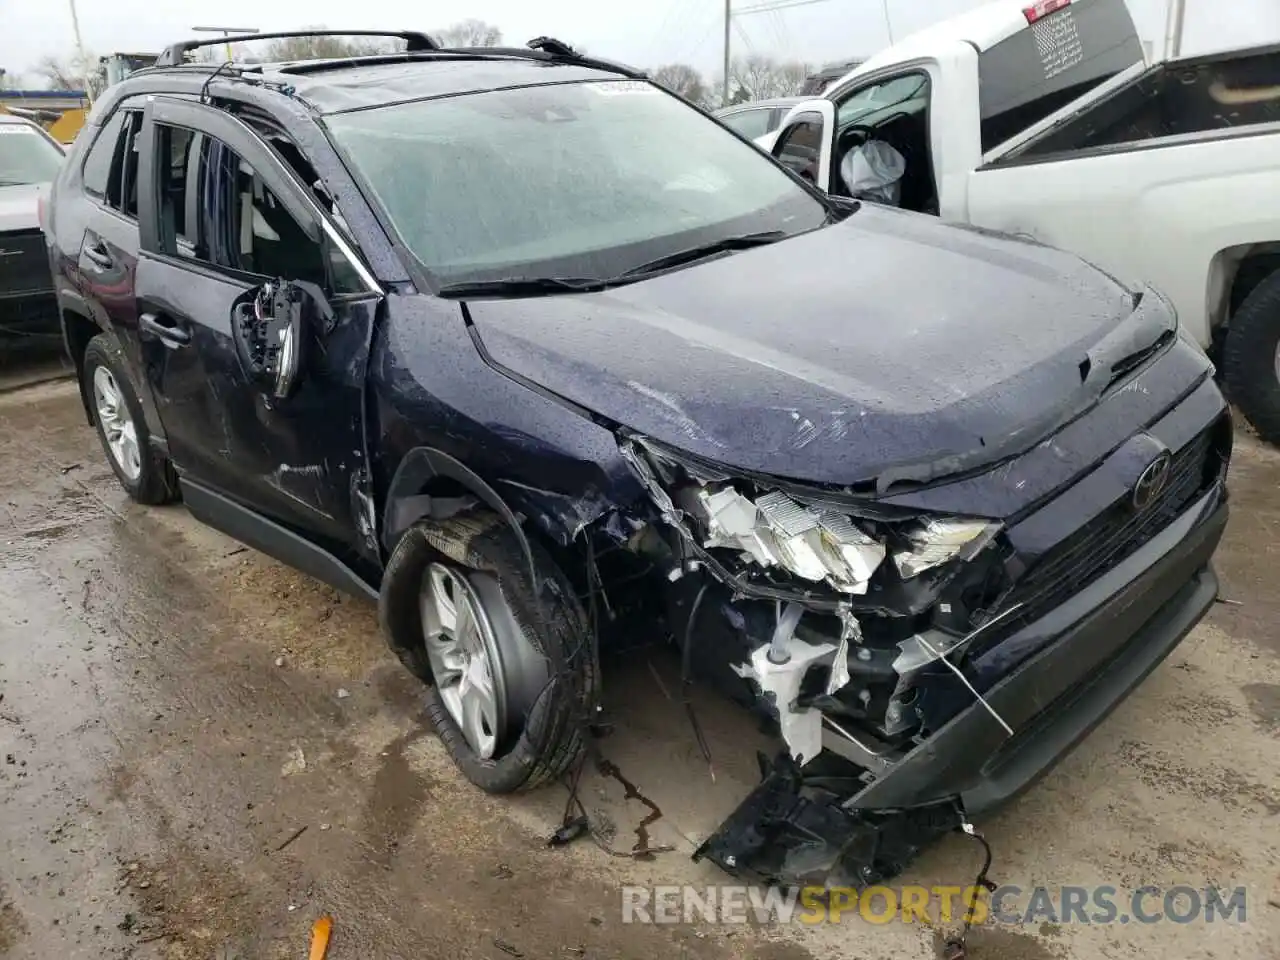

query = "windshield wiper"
[615,230,788,281]
[436,276,610,299]
[0,179,33,187]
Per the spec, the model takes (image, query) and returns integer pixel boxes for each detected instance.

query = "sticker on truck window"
[0,125,37,135]
[976,0,1144,152]
[1032,9,1085,81]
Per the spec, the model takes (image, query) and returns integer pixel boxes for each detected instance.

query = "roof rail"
[154,30,438,67]
[275,36,649,82]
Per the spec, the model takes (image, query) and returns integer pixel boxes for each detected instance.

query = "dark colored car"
[45,30,1231,888]
[1,114,64,345]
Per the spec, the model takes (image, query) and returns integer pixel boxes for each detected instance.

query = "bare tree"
[650,63,711,108]
[433,19,504,48]
[723,55,811,103]
[35,54,86,90]
[263,29,393,63]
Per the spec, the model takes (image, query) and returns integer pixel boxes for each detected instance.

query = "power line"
[722,0,835,104]
[735,0,833,16]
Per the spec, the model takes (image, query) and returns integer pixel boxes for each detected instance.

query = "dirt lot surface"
[1,374,1278,960]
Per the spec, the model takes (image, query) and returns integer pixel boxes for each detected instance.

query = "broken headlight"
[891,519,999,578]
[684,485,886,594]
[621,439,1001,594]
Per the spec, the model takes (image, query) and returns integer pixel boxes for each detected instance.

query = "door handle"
[82,242,113,270]
[139,312,191,349]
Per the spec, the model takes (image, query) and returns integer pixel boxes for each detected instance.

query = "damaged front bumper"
[694,486,1227,888]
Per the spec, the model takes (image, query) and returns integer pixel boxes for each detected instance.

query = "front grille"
[984,423,1223,643]
[0,230,52,296]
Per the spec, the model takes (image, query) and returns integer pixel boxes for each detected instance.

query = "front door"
[132,97,383,566]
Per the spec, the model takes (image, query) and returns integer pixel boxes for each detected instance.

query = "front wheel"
[83,335,178,504]
[1223,269,1280,446]
[379,511,596,793]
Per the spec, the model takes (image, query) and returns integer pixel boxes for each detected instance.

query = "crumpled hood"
[466,205,1156,488]
[0,183,45,232]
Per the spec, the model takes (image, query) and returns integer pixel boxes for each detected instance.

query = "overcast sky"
[3,0,1277,86]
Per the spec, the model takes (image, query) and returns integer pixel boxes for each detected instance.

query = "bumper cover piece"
[693,753,960,889]
[698,488,1226,888]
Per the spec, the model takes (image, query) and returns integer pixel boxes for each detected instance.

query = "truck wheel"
[379,511,595,794]
[83,335,178,505]
[1223,269,1280,445]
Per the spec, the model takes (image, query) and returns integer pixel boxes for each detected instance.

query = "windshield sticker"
[1032,10,1085,81]
[0,125,38,135]
[587,81,658,96]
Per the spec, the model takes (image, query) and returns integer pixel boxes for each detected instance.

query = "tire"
[83,334,178,505]
[379,510,596,794]
[1223,268,1280,445]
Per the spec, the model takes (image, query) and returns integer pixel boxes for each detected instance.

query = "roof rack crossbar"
[155,30,439,67]
[274,38,647,82]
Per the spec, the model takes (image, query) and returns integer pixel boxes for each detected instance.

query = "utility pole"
[723,0,732,107]
[67,0,93,101]
[1163,0,1186,60]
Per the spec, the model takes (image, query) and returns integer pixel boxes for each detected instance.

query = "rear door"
[133,97,383,562]
[71,105,166,422]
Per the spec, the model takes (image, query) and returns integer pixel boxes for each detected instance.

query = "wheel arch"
[1207,242,1280,341]
[60,303,104,425]
[382,446,540,585]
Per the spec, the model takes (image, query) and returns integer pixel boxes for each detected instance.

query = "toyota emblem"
[1132,451,1172,511]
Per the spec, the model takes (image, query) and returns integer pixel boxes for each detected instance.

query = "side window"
[835,74,929,126]
[721,108,772,140]
[155,124,199,250]
[81,107,141,217]
[771,111,826,182]
[81,111,127,198]
[185,135,338,292]
[111,112,143,218]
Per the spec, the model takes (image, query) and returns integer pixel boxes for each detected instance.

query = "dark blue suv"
[45,31,1232,887]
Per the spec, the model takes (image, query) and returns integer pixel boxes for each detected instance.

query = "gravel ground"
[0,374,1277,960]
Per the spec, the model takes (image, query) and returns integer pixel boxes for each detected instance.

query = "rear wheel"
[83,335,178,505]
[1223,268,1280,445]
[379,512,595,793]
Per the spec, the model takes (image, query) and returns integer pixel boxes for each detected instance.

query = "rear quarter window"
[81,111,127,197]
[978,0,1144,152]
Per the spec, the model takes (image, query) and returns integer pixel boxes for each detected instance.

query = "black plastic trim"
[182,479,377,602]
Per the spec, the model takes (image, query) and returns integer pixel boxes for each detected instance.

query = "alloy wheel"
[92,366,142,481]
[419,563,509,759]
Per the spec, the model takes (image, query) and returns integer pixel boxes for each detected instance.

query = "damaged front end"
[615,436,1015,888]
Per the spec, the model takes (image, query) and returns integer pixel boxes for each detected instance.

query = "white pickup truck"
[759,0,1280,442]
